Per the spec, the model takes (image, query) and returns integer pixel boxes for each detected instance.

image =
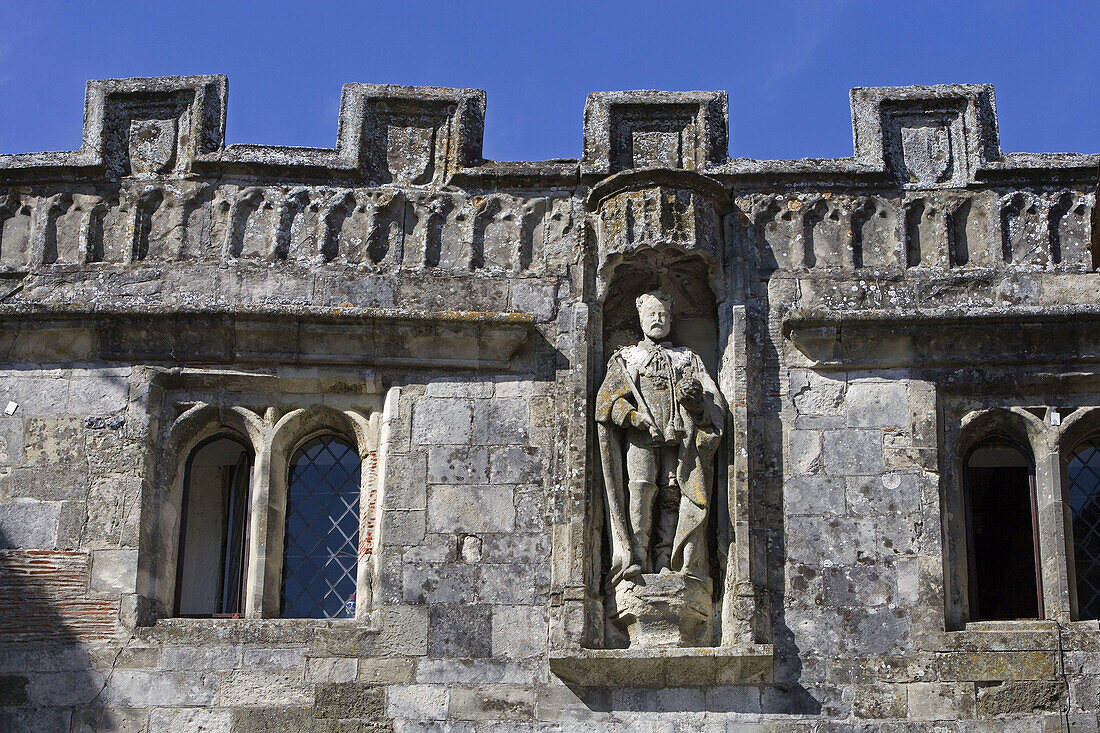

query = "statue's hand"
[680,378,704,414]
[629,410,663,442]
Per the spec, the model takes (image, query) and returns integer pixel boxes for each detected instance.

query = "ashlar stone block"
[787,429,824,477]
[427,484,516,533]
[492,605,548,659]
[412,398,472,445]
[846,381,909,429]
[488,445,542,485]
[314,681,384,719]
[428,446,489,484]
[0,417,23,466]
[386,684,448,721]
[472,399,529,445]
[147,708,232,733]
[429,603,492,658]
[0,499,61,548]
[846,473,921,517]
[403,561,478,604]
[102,670,218,707]
[823,429,885,476]
[23,417,86,465]
[449,684,536,721]
[790,369,846,416]
[66,374,129,414]
[906,681,976,721]
[784,476,845,516]
[89,548,138,595]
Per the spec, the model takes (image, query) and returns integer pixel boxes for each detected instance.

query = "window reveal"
[174,436,253,617]
[280,435,362,619]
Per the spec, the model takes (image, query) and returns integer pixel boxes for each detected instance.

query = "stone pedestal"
[608,571,712,648]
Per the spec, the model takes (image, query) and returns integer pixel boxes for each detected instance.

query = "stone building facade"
[0,75,1098,731]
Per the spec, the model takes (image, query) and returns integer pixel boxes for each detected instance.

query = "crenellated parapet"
[0,76,1094,309]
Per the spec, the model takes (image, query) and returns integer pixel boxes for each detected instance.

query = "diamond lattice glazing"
[281,436,361,619]
[1069,437,1100,620]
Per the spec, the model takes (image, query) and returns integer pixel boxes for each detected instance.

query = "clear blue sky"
[0,1,1096,162]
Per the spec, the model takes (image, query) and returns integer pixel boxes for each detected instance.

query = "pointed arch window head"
[1068,435,1100,620]
[281,435,362,619]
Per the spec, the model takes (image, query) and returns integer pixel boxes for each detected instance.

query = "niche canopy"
[587,167,731,302]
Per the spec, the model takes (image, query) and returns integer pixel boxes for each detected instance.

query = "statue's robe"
[595,341,726,586]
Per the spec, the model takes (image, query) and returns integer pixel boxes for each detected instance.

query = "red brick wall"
[0,550,119,643]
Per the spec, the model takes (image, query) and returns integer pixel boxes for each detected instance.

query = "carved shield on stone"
[128,118,178,176]
[386,124,436,185]
[901,124,952,183]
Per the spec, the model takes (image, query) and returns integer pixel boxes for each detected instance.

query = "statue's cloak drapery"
[595,343,726,585]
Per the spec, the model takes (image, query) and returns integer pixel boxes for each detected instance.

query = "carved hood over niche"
[588,167,730,300]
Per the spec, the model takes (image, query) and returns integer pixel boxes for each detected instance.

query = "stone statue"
[596,290,726,646]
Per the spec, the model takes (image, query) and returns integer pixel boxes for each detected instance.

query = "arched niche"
[581,167,766,654]
[601,248,720,379]
[597,246,727,649]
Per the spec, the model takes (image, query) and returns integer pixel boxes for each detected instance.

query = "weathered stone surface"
[428,604,492,658]
[426,484,515,533]
[427,446,489,484]
[0,76,1095,731]
[89,548,138,594]
[314,682,385,719]
[0,499,61,547]
[977,680,1065,716]
[149,708,232,733]
[386,684,448,720]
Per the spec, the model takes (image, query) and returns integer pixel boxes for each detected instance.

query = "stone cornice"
[784,305,1100,370]
[0,303,534,369]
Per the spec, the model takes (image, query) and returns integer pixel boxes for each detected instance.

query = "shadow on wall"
[756,282,822,717]
[0,525,119,732]
[561,681,821,718]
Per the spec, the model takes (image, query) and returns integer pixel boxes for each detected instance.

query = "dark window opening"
[175,436,253,617]
[965,439,1042,621]
[281,435,361,619]
[1069,435,1100,620]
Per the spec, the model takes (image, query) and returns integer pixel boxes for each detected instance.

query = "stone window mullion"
[1034,442,1074,622]
[245,444,276,619]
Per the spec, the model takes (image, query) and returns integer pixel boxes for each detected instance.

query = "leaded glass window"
[281,435,361,619]
[1069,435,1100,620]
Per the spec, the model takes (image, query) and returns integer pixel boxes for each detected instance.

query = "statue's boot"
[628,480,657,574]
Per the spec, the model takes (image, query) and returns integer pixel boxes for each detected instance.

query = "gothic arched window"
[175,436,253,617]
[1068,435,1100,620]
[964,438,1042,621]
[281,435,362,619]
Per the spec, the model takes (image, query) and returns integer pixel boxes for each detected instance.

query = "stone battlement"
[0,77,1094,310]
[1,76,1095,182]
